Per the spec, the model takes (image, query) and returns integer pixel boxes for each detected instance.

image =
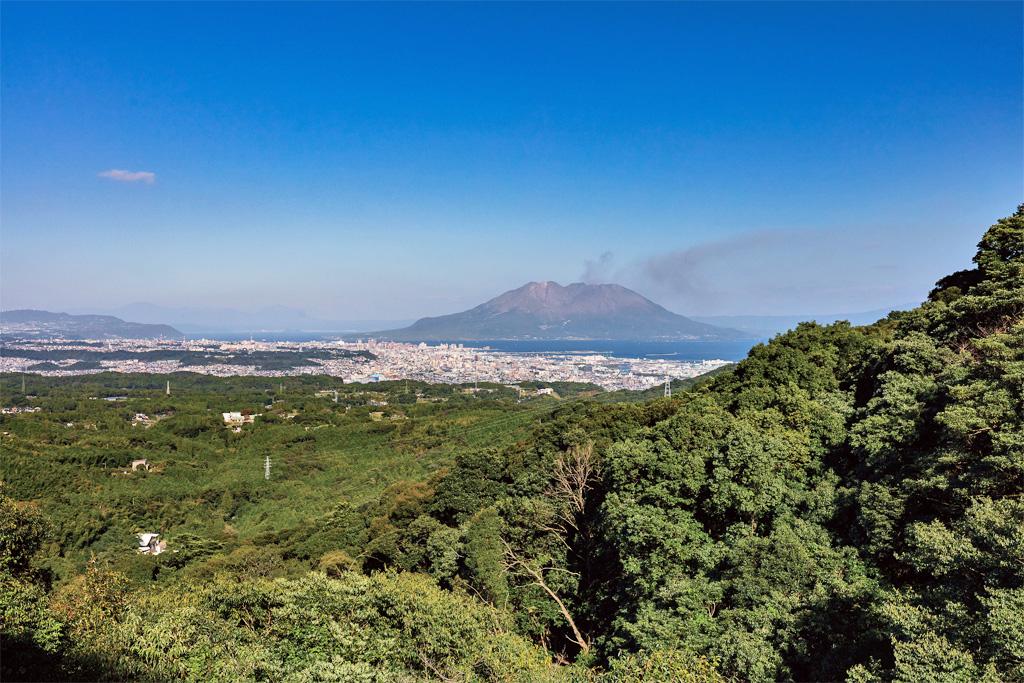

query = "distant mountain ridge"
[373,281,748,341]
[0,310,182,339]
[87,303,412,334]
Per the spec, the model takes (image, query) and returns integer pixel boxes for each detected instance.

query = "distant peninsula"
[371,281,749,341]
[0,309,182,340]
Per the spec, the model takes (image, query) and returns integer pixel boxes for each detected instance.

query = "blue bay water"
[203,333,764,362]
[450,339,764,361]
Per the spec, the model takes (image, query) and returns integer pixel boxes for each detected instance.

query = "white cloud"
[98,169,156,184]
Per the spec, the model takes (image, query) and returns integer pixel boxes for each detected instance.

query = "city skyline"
[2,2,1021,319]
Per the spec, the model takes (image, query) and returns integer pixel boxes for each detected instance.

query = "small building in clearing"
[137,533,166,555]
[222,411,257,426]
[131,413,155,428]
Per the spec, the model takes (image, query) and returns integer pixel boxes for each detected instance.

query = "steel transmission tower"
[664,376,672,398]
[264,454,271,481]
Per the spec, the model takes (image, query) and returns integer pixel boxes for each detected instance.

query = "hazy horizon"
[2,2,1021,319]
[1,287,915,333]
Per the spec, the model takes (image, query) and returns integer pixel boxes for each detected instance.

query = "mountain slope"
[0,309,182,339]
[375,281,747,340]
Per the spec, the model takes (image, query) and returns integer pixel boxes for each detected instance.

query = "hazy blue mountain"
[692,304,915,337]
[91,303,412,334]
[0,310,182,339]
[372,281,749,341]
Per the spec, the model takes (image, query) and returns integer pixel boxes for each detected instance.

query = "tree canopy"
[2,207,1022,681]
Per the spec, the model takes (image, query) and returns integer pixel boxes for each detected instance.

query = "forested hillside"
[2,207,1022,682]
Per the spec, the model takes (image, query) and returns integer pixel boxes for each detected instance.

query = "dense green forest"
[2,208,1022,681]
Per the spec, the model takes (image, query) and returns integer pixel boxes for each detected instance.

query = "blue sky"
[2,2,1020,319]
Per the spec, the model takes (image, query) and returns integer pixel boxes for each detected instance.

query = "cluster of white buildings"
[0,338,730,391]
[329,340,728,391]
